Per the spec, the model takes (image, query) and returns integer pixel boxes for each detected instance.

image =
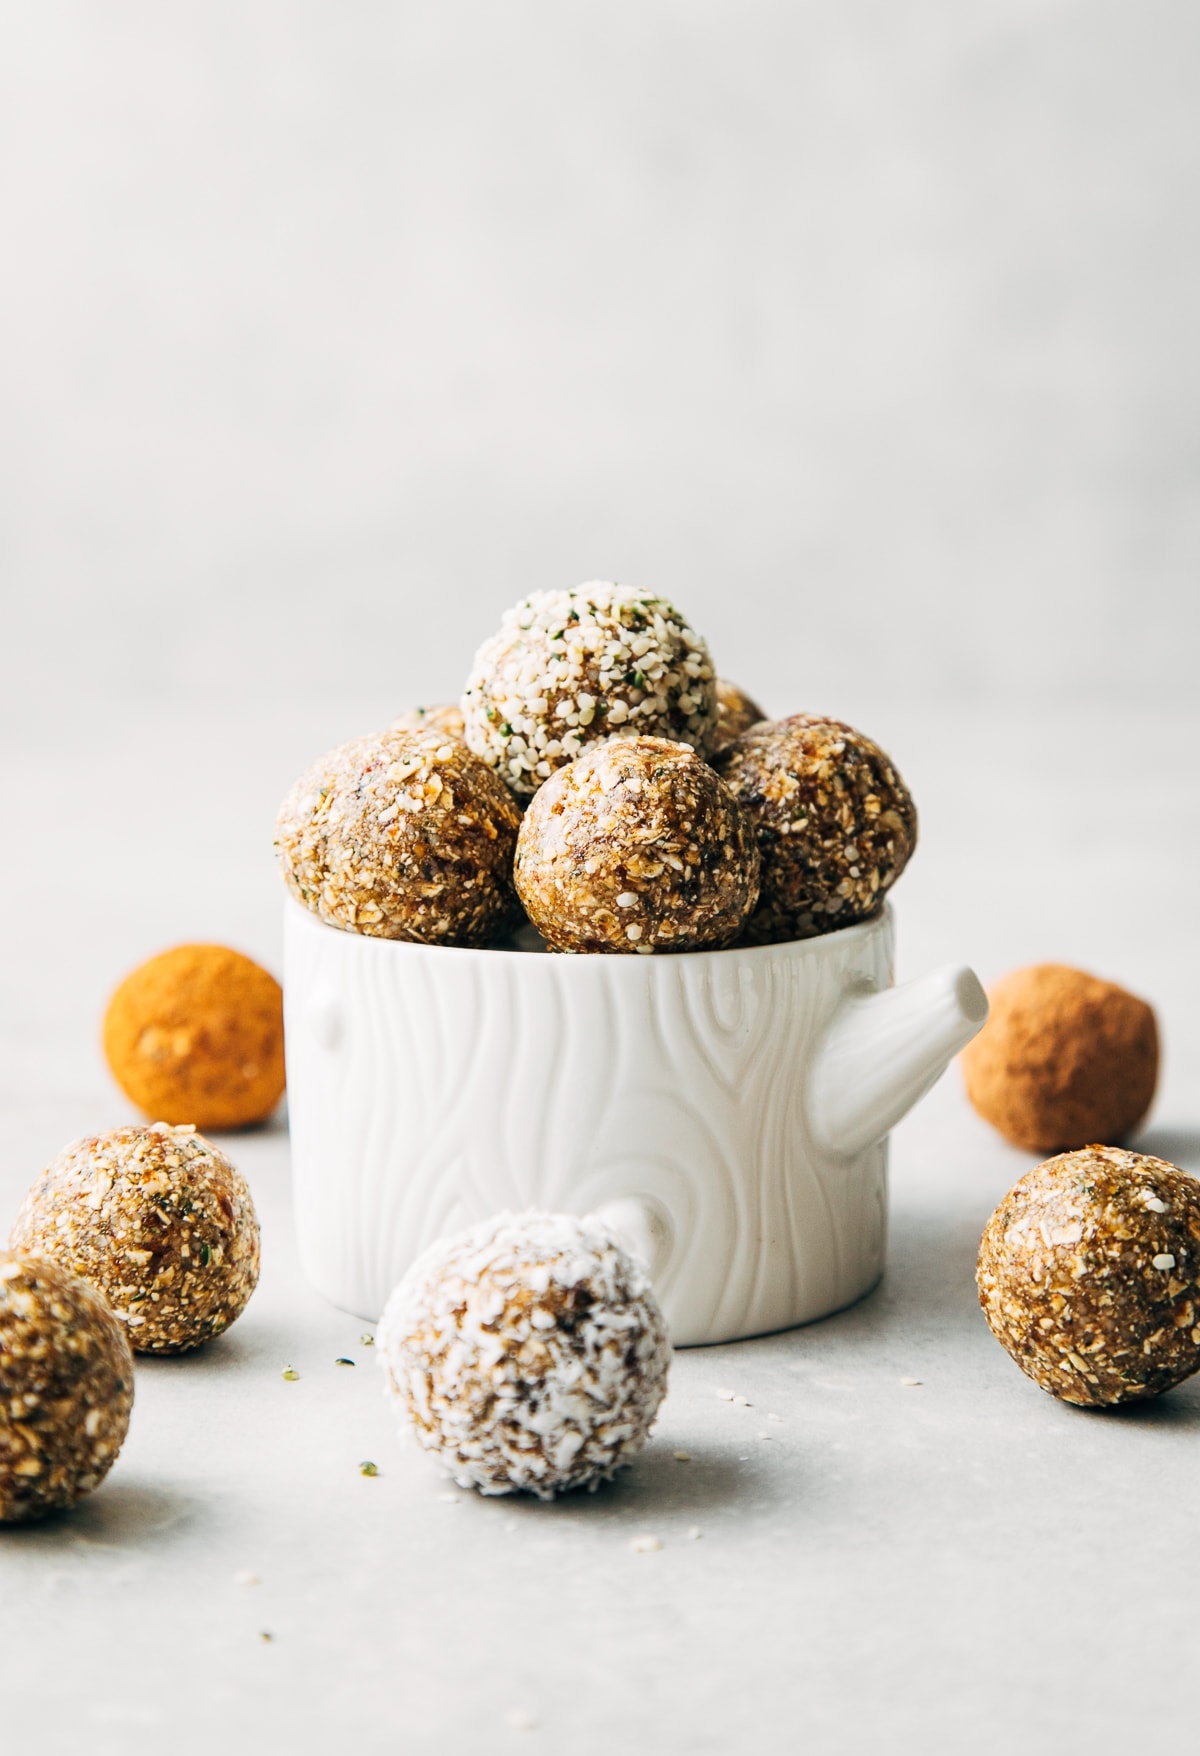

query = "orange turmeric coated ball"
[962,964,1158,1153]
[103,944,286,1131]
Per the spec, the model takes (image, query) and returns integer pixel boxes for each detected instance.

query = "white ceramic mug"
[283,897,986,1346]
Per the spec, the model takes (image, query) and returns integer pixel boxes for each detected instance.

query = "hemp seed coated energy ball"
[977,1147,1200,1407]
[716,714,917,943]
[103,944,286,1131]
[10,1124,260,1354]
[275,726,523,946]
[378,1211,671,1499]
[0,1252,134,1522]
[962,965,1158,1153]
[711,678,766,754]
[461,582,718,797]
[390,703,466,742]
[514,736,760,953]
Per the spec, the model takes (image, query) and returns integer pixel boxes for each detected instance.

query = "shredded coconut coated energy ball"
[461,583,718,797]
[0,1252,134,1522]
[717,714,917,942]
[10,1124,260,1354]
[977,1147,1200,1406]
[378,1211,671,1499]
[275,726,523,945]
[515,736,759,953]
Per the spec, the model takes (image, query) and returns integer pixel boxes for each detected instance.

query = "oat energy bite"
[390,703,466,742]
[711,678,766,754]
[515,736,759,953]
[717,714,917,942]
[11,1124,260,1354]
[962,964,1158,1152]
[461,582,718,797]
[275,726,523,945]
[977,1147,1200,1406]
[103,944,286,1131]
[378,1211,671,1498]
[0,1253,134,1522]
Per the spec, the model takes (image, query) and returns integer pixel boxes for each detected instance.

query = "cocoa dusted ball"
[0,1253,134,1522]
[962,965,1158,1153]
[378,1211,671,1498]
[710,679,766,754]
[10,1124,260,1354]
[716,714,917,943]
[275,726,523,946]
[514,735,760,953]
[461,582,718,797]
[977,1147,1200,1406]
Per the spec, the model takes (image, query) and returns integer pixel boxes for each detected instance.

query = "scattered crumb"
[673,1449,691,1462]
[504,1708,538,1732]
[281,1367,299,1382]
[757,1431,773,1440]
[900,1376,922,1387]
[259,1632,273,1644]
[437,1492,461,1503]
[767,1413,784,1424]
[334,1357,355,1366]
[359,1460,379,1477]
[733,1394,751,1408]
[630,1534,662,1553]
[715,1388,735,1401]
[686,1526,702,1541]
[233,1570,260,1588]
[360,1334,375,1347]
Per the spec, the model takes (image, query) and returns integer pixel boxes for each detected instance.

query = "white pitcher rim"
[283,892,894,967]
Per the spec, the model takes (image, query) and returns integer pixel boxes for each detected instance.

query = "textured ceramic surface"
[283,900,985,1344]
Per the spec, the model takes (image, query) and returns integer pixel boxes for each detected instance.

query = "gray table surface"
[1,685,1197,1754]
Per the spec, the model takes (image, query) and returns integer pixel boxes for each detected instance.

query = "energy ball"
[514,736,760,954]
[977,1146,1200,1406]
[390,703,466,742]
[962,964,1158,1153]
[461,582,718,797]
[711,678,766,754]
[103,944,286,1132]
[275,726,523,946]
[10,1124,260,1354]
[716,714,917,943]
[0,1252,134,1522]
[378,1210,671,1499]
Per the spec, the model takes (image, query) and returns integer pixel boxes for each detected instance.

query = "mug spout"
[807,964,988,1157]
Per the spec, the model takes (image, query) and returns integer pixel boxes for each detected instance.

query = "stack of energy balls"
[274,580,920,1498]
[275,580,919,959]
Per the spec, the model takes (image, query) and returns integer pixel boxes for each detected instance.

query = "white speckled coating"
[460,582,718,795]
[377,1210,670,1498]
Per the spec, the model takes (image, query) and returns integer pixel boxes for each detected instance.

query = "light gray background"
[2,4,1199,1752]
